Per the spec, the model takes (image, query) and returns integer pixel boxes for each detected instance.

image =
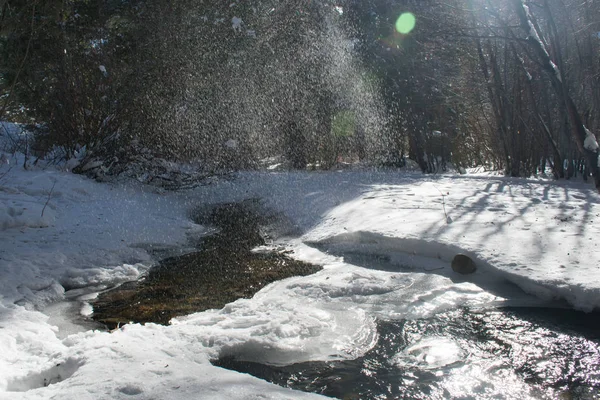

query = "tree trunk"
[512,0,600,192]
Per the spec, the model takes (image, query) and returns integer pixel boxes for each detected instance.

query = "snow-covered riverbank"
[1,160,599,399]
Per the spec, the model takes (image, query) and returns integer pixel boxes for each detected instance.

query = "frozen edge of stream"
[303,231,592,311]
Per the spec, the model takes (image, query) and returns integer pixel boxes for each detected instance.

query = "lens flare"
[395,13,416,34]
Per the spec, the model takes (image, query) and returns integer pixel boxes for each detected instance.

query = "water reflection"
[214,307,600,399]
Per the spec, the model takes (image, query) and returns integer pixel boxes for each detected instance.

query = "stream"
[214,306,600,399]
[80,200,600,399]
[91,199,320,328]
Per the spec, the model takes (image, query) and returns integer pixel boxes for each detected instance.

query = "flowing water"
[88,200,600,399]
[214,307,600,399]
[91,199,320,328]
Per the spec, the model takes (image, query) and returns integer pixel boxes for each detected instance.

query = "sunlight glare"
[395,13,416,34]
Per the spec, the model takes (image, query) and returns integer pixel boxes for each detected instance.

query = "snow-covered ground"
[1,152,599,399]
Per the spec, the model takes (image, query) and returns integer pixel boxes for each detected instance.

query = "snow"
[549,60,562,82]
[232,17,243,32]
[584,127,599,152]
[1,160,600,399]
[523,4,562,83]
[224,138,238,149]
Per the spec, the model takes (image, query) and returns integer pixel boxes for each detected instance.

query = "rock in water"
[451,254,477,274]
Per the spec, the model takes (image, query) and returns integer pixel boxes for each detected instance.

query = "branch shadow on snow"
[190,171,599,309]
[251,172,598,249]
[223,171,425,237]
[387,176,600,268]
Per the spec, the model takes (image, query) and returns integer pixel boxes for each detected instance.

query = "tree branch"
[0,1,37,119]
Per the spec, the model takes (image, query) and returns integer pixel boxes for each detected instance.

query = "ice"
[1,164,599,398]
[393,337,464,369]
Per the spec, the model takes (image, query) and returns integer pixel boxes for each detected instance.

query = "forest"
[1,0,599,187]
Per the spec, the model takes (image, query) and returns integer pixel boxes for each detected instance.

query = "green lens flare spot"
[395,13,416,34]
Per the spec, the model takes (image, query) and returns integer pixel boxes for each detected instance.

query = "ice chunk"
[393,337,464,370]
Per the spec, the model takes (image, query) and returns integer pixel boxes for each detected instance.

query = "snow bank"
[1,166,600,399]
[0,198,55,230]
[0,160,209,305]
[284,172,600,311]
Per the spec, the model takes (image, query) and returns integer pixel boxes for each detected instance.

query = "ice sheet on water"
[393,337,464,370]
[173,291,379,366]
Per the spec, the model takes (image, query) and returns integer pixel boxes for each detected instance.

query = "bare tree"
[511,0,600,191]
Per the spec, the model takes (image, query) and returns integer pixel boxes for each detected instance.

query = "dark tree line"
[1,0,599,190]
[341,0,600,188]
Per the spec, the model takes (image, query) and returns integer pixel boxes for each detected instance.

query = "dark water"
[214,307,600,399]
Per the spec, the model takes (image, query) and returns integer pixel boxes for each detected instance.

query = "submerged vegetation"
[92,200,321,328]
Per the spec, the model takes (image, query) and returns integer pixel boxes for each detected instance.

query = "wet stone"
[451,254,477,274]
